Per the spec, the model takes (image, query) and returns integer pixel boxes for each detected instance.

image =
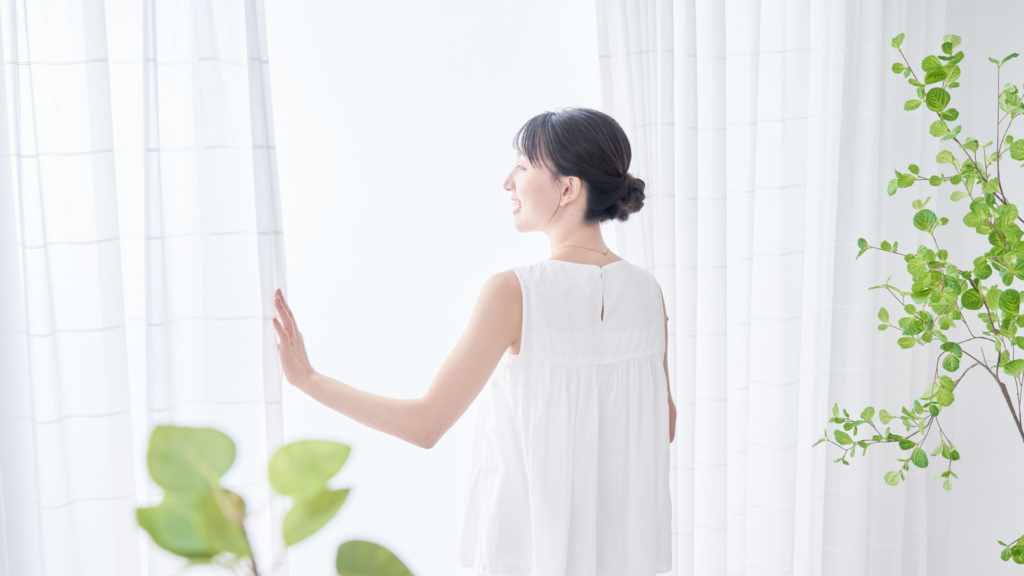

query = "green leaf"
[282,488,350,546]
[937,387,955,407]
[961,289,984,310]
[834,430,853,445]
[921,55,943,72]
[148,426,236,493]
[897,337,917,349]
[926,87,951,112]
[879,409,893,424]
[908,164,920,175]
[884,470,902,486]
[910,447,929,468]
[1000,289,1021,316]
[892,62,906,73]
[942,354,960,372]
[137,489,251,561]
[898,173,917,188]
[913,209,938,232]
[929,119,949,137]
[1010,139,1024,161]
[935,150,956,164]
[904,99,923,111]
[891,33,905,50]
[1005,359,1024,377]
[878,307,889,323]
[1002,53,1019,65]
[269,440,351,500]
[857,238,868,250]
[861,407,875,422]
[950,191,970,201]
[336,540,416,576]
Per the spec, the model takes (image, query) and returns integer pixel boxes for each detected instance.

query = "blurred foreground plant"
[136,425,415,575]
[813,32,1024,564]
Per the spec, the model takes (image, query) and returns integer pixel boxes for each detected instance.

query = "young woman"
[273,107,676,576]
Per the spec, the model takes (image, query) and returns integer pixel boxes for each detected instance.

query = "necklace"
[551,245,610,257]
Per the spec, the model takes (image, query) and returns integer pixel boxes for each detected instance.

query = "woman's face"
[503,151,561,231]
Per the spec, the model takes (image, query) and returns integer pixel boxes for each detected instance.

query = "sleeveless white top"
[456,258,672,576]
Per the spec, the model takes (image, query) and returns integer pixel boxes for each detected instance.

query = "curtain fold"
[0,0,288,574]
[593,0,982,574]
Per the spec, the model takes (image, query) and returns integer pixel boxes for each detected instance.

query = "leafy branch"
[815,32,1024,565]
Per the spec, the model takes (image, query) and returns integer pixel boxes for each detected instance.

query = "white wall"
[262,1,603,574]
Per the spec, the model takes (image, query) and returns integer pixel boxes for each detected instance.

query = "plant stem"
[962,348,1024,443]
[241,524,260,576]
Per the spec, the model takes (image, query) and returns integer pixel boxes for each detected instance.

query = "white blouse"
[457,258,672,576]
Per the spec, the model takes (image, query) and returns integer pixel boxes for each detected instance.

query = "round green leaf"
[1000,288,1021,316]
[1005,359,1024,377]
[961,289,984,310]
[283,488,350,546]
[270,440,351,499]
[884,470,902,486]
[921,55,943,72]
[910,447,929,468]
[926,87,951,111]
[929,119,949,137]
[136,489,250,560]
[942,354,960,372]
[937,387,955,407]
[148,425,236,492]
[834,430,853,445]
[897,337,917,349]
[913,209,938,232]
[336,540,415,576]
[924,68,947,85]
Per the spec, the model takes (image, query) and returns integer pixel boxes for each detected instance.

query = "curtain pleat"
[593,0,974,574]
[0,0,288,574]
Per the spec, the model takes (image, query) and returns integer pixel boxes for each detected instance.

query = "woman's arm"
[273,271,521,450]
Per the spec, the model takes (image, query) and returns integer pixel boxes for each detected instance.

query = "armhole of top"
[510,266,527,357]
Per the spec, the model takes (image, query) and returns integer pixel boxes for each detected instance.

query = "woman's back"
[457,258,672,576]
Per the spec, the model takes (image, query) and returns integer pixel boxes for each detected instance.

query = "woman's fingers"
[274,295,295,337]
[275,289,298,334]
[273,315,288,343]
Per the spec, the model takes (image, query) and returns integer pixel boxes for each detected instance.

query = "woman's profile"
[272,107,676,575]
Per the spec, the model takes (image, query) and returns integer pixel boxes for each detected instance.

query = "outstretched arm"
[273,271,521,450]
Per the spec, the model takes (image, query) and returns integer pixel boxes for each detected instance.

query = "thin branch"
[962,347,1024,443]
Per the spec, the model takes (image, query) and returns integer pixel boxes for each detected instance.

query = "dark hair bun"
[614,174,646,222]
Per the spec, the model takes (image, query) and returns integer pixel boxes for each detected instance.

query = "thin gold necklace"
[551,245,610,257]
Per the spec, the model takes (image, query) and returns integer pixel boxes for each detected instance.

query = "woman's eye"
[518,165,525,170]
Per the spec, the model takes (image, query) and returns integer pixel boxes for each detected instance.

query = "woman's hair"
[512,107,645,223]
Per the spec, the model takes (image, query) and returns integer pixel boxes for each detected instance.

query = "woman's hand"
[272,288,319,391]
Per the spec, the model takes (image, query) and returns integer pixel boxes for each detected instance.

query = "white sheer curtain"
[596,0,1024,574]
[0,0,289,575]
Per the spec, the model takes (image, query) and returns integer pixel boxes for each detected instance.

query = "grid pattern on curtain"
[0,0,289,574]
[591,0,1023,575]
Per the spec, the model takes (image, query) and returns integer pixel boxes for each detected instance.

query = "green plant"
[136,425,415,575]
[812,32,1024,565]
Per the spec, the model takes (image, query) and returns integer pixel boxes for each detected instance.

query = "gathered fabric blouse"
[456,258,672,576]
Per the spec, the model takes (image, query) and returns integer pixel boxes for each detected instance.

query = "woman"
[273,107,676,576]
